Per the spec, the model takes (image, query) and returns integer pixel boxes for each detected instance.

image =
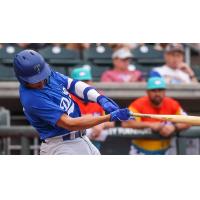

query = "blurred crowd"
[0,43,199,84]
[0,43,173,51]
[1,43,200,51]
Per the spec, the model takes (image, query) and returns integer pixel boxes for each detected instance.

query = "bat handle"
[129,111,148,118]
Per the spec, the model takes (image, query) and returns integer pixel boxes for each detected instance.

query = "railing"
[0,126,200,155]
[2,82,200,99]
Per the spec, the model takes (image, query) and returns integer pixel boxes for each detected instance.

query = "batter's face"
[26,79,47,89]
[164,51,184,69]
[147,89,166,106]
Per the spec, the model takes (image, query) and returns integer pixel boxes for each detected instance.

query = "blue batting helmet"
[13,49,51,85]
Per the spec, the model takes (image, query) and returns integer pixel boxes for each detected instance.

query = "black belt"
[62,131,86,141]
[41,131,86,143]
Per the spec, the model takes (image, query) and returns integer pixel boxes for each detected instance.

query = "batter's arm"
[57,108,133,131]
[57,114,111,131]
[67,78,100,102]
[66,78,120,113]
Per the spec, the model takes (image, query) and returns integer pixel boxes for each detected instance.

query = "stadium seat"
[83,44,113,67]
[132,45,164,67]
[0,64,16,81]
[38,46,81,66]
[69,62,111,81]
[0,45,23,66]
[91,65,111,81]
[135,64,154,79]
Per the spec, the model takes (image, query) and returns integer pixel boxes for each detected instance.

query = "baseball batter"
[13,49,134,155]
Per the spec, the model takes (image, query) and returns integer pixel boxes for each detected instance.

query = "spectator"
[65,43,90,51]
[16,43,31,49]
[16,43,49,50]
[52,43,65,47]
[108,43,140,51]
[101,48,144,82]
[122,77,190,155]
[153,43,169,51]
[70,67,114,149]
[150,43,198,83]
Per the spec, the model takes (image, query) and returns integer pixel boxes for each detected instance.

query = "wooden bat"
[130,113,200,126]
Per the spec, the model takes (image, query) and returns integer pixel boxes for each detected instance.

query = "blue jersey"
[19,70,100,140]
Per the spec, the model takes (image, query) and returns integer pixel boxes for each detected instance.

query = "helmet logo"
[34,64,41,73]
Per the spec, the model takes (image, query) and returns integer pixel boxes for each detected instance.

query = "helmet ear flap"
[18,77,27,86]
[13,58,26,85]
[13,58,24,76]
[14,73,27,85]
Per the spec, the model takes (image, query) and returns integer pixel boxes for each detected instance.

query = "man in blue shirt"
[13,49,134,155]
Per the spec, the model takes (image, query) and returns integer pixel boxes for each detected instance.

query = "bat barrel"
[131,113,200,126]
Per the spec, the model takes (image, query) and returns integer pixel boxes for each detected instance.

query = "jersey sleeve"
[26,97,65,127]
[53,71,69,87]
[55,71,101,103]
[67,78,101,103]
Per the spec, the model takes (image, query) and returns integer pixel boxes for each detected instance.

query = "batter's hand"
[97,95,120,114]
[110,108,135,121]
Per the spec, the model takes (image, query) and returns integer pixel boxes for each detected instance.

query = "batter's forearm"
[57,114,111,131]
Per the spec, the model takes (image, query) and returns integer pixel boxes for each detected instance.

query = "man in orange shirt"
[122,77,190,155]
[71,67,114,149]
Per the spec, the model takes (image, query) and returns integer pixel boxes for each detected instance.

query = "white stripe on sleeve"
[87,89,101,102]
[74,81,90,99]
[67,78,73,90]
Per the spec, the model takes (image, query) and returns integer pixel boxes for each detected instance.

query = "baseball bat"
[130,113,200,125]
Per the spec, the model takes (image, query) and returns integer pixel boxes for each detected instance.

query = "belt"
[41,130,86,143]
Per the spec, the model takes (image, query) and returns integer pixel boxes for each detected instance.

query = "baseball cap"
[112,48,133,59]
[71,67,92,81]
[165,43,184,54]
[147,77,166,90]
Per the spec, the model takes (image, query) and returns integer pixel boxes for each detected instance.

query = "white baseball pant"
[40,135,100,155]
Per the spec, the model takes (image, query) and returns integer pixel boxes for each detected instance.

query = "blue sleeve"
[148,70,162,78]
[53,71,69,88]
[54,71,101,103]
[27,97,65,127]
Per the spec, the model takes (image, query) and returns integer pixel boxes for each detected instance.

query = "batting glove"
[110,108,135,122]
[97,95,120,114]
